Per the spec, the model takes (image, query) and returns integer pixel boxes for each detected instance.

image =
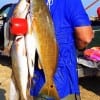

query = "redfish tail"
[39,81,59,100]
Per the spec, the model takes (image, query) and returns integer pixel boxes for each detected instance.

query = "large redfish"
[31,0,59,99]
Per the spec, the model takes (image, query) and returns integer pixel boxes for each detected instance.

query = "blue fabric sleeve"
[68,0,91,27]
[30,68,45,96]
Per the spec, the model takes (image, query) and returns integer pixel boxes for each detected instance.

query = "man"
[30,0,94,100]
[0,0,93,99]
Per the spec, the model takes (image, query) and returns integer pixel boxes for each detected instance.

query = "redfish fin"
[39,82,59,100]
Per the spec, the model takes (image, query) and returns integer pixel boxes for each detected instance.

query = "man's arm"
[75,26,94,50]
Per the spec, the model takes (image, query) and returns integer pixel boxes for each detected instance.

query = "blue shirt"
[30,0,91,99]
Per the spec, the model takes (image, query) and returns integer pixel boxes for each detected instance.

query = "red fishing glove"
[10,17,28,35]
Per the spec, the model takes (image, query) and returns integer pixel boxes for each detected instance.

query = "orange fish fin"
[39,81,59,100]
[38,58,43,69]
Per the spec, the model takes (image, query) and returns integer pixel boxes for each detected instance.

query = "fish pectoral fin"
[27,74,33,90]
[38,58,43,69]
[35,50,43,69]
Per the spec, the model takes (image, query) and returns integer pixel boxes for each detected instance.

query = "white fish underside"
[10,36,28,100]
[9,0,34,100]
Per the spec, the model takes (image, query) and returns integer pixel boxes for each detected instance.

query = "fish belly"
[11,36,28,100]
[25,14,36,79]
[13,0,29,18]
[9,0,33,100]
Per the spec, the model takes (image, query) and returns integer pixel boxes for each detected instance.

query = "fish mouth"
[15,36,24,42]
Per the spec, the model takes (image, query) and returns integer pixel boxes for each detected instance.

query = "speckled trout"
[31,0,59,99]
[10,36,29,100]
[9,0,33,100]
